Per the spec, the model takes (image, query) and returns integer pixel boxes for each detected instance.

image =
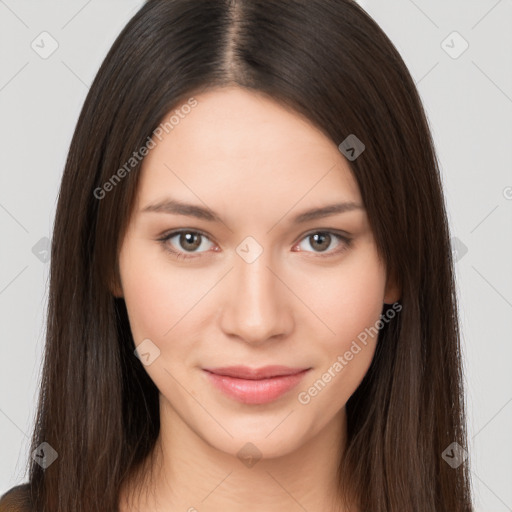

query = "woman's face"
[117,86,399,458]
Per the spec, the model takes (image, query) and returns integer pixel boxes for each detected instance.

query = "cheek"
[294,250,386,405]
[299,248,387,346]
[119,242,195,344]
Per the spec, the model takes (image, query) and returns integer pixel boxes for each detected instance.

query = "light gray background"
[0,1,511,510]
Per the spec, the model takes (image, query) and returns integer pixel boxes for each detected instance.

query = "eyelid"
[294,227,352,244]
[156,229,216,259]
[292,229,352,257]
[157,228,353,260]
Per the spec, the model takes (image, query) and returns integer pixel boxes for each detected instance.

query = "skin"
[116,86,400,512]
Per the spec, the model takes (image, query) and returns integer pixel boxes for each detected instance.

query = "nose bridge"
[220,242,292,343]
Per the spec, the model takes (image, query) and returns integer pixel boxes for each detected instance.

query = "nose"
[218,249,294,345]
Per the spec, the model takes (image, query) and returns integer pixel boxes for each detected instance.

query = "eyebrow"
[141,198,364,224]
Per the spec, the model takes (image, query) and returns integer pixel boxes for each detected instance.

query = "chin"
[196,412,314,461]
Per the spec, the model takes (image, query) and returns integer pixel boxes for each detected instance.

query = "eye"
[293,231,352,257]
[158,230,216,260]
[157,229,353,261]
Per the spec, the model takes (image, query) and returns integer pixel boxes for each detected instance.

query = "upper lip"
[203,365,310,380]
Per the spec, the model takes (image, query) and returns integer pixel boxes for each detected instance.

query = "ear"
[109,264,124,298]
[383,270,401,305]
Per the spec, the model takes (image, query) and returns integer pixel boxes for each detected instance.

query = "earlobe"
[383,271,401,305]
[109,281,124,298]
[109,267,124,298]
[111,283,124,298]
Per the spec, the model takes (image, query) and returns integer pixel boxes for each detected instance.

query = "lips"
[204,365,308,379]
[203,365,311,404]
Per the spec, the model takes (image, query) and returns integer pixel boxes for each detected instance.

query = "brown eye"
[178,232,202,251]
[294,231,352,257]
[159,230,215,259]
[308,232,332,252]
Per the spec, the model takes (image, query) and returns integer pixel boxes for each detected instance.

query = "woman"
[0,0,473,510]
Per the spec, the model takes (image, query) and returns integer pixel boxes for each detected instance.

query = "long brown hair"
[25,0,473,510]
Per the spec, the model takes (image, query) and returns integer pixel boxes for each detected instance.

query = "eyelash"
[157,229,353,261]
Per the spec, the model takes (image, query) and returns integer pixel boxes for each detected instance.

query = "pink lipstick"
[203,365,310,405]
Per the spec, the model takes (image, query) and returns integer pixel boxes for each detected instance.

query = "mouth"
[202,365,311,405]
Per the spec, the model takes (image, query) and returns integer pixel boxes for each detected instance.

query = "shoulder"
[0,484,32,512]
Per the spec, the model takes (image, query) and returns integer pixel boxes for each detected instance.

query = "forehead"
[136,86,362,212]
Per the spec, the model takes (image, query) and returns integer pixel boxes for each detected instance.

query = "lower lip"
[204,369,310,405]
